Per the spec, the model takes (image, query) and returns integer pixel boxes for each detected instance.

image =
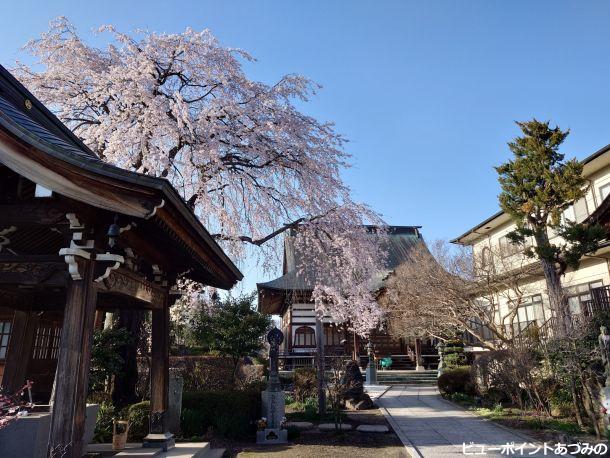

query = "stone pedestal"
[143,432,175,452]
[256,428,288,444]
[258,388,287,444]
[365,363,378,385]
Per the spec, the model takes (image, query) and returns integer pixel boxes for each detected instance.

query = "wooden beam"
[0,260,66,286]
[1,309,38,394]
[94,268,165,309]
[47,258,97,457]
[0,202,67,226]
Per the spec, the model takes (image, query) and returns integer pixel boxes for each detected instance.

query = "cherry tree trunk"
[112,309,144,407]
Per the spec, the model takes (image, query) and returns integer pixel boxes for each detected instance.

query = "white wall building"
[452,143,610,343]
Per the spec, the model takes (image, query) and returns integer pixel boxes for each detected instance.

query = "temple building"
[257,226,438,370]
[0,64,242,455]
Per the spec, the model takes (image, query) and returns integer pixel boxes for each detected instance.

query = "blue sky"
[2,1,610,293]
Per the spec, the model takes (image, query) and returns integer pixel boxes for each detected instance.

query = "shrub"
[449,392,475,405]
[438,366,475,396]
[127,401,150,441]
[181,390,261,439]
[93,402,117,443]
[90,328,131,393]
[471,348,546,412]
[138,356,264,393]
[293,368,317,402]
[181,408,207,438]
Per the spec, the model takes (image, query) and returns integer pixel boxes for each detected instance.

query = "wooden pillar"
[1,309,38,394]
[145,291,173,450]
[48,258,97,458]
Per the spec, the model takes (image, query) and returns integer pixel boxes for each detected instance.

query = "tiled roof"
[257,225,424,293]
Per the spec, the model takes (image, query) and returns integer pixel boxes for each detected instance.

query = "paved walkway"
[376,386,560,458]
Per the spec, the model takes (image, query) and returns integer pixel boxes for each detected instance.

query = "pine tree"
[496,120,605,334]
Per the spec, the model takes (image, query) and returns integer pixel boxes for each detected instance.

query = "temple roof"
[257,225,425,314]
[0,64,242,289]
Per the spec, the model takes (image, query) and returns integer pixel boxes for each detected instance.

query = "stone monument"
[364,341,378,386]
[342,360,373,410]
[167,372,184,435]
[257,327,288,445]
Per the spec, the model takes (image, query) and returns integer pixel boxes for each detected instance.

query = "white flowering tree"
[16,17,387,335]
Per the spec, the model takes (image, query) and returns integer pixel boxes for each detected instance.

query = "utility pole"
[315,315,326,416]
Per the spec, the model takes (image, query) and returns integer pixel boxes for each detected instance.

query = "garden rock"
[356,424,388,433]
[285,421,314,429]
[319,423,352,431]
[341,361,374,410]
[345,397,374,410]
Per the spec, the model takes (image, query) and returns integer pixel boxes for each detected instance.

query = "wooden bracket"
[59,213,95,280]
[145,199,165,220]
[94,253,125,282]
[0,226,17,252]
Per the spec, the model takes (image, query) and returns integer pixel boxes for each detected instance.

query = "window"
[511,294,546,332]
[502,294,546,337]
[600,183,610,202]
[566,280,603,315]
[499,235,531,257]
[294,326,315,347]
[561,205,576,224]
[480,247,491,269]
[0,321,11,360]
[574,197,589,223]
[324,326,343,346]
[32,324,61,360]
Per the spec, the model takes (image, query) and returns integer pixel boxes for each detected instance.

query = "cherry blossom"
[16,17,388,334]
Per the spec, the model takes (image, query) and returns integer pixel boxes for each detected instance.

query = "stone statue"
[257,327,287,445]
[437,341,445,377]
[599,326,610,385]
[267,326,284,389]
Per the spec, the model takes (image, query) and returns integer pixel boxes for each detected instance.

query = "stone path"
[376,385,561,458]
[364,384,391,402]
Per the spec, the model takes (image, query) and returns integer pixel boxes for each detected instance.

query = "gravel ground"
[212,407,408,457]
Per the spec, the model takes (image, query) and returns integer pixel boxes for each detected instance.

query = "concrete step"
[203,449,225,458]
[364,370,438,386]
[87,443,217,458]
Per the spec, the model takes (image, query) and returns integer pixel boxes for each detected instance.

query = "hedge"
[438,366,475,396]
[181,390,261,438]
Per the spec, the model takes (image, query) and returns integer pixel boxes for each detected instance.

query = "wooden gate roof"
[0,65,242,289]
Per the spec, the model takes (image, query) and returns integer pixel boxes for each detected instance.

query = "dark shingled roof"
[257,225,424,294]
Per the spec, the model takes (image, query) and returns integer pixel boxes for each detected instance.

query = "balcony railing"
[584,285,610,316]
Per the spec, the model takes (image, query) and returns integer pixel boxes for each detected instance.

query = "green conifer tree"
[496,120,605,334]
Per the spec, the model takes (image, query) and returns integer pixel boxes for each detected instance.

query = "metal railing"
[278,352,438,371]
[278,354,350,370]
[585,285,610,316]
